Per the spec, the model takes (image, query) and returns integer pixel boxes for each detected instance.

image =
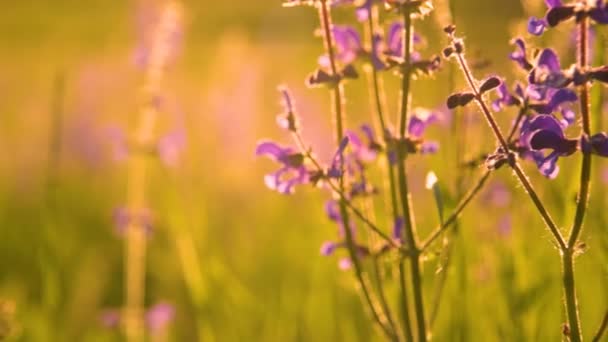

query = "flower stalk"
[123,2,181,341]
[395,3,427,341]
[317,1,396,339]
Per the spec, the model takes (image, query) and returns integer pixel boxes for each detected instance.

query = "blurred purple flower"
[391,216,404,241]
[276,85,300,132]
[256,141,309,194]
[497,215,512,238]
[106,126,129,162]
[408,108,440,154]
[157,129,186,167]
[484,181,511,208]
[146,302,175,333]
[385,21,422,61]
[113,206,154,236]
[100,302,174,334]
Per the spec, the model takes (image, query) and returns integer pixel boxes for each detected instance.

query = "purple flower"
[327,137,350,179]
[113,206,154,236]
[385,22,422,61]
[320,241,340,256]
[520,115,578,178]
[345,124,381,162]
[528,17,548,36]
[320,199,370,263]
[255,141,309,194]
[276,85,300,132]
[332,0,374,22]
[581,132,608,157]
[100,302,174,335]
[509,38,533,71]
[321,25,384,70]
[533,0,608,32]
[408,108,440,154]
[528,48,571,88]
[146,302,175,333]
[338,257,352,270]
[484,181,511,208]
[491,81,524,111]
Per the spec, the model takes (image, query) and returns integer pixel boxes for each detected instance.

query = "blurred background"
[0,0,606,341]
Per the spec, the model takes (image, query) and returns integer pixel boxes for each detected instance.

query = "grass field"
[0,1,606,341]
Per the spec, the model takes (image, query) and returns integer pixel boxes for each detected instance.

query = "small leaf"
[459,92,476,106]
[341,64,359,80]
[446,93,462,109]
[479,76,501,94]
[425,171,444,224]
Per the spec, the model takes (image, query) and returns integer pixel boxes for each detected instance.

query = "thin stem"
[396,4,427,341]
[317,2,396,339]
[365,5,412,340]
[123,3,181,340]
[399,261,414,342]
[562,251,581,342]
[561,17,592,342]
[506,106,527,143]
[592,309,608,342]
[372,255,398,337]
[452,48,567,251]
[421,169,491,251]
[568,17,592,249]
[292,134,403,251]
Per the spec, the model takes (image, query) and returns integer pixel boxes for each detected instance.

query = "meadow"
[0,0,606,341]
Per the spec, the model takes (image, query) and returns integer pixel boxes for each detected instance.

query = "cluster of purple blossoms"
[256,84,440,265]
[490,32,608,178]
[308,6,440,88]
[528,0,608,36]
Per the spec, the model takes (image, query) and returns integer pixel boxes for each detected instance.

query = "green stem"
[562,251,581,342]
[562,17,592,342]
[317,2,395,339]
[592,309,608,342]
[396,4,427,341]
[421,170,491,251]
[452,48,567,251]
[365,5,412,340]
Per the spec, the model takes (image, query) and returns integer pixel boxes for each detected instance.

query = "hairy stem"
[562,17,592,342]
[364,5,412,340]
[318,2,395,339]
[396,4,427,341]
[452,48,567,251]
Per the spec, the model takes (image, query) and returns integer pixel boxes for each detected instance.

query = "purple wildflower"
[509,38,533,71]
[319,25,384,70]
[408,108,440,154]
[530,0,608,36]
[385,22,422,61]
[520,114,578,178]
[581,132,608,157]
[146,302,175,333]
[528,17,548,36]
[255,141,309,194]
[113,206,154,236]
[276,85,300,132]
